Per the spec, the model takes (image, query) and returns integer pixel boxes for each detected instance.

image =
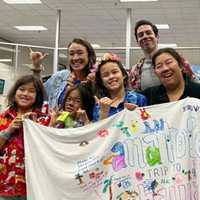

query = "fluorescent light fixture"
[91,44,101,48]
[3,0,41,4]
[0,59,12,62]
[156,24,169,29]
[120,0,158,2]
[0,46,16,52]
[158,43,177,48]
[14,26,47,31]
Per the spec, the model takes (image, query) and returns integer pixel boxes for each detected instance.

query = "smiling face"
[154,52,184,89]
[68,42,89,73]
[136,24,158,54]
[100,62,125,93]
[15,82,36,112]
[64,89,82,117]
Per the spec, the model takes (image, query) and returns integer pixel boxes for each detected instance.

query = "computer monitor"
[0,79,5,94]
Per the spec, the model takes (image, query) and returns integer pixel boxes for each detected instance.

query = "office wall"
[0,43,54,110]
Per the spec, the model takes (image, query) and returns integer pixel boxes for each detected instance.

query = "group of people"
[0,19,200,200]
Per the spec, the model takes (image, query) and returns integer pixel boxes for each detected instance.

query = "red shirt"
[0,107,50,197]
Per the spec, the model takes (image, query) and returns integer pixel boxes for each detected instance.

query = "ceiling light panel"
[14,26,47,31]
[91,44,101,48]
[120,0,158,2]
[0,59,12,62]
[156,24,170,29]
[3,0,42,4]
[158,43,177,48]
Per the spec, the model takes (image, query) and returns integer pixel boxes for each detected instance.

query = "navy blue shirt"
[93,90,147,121]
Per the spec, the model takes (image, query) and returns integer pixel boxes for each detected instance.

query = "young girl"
[0,75,50,200]
[49,83,95,128]
[94,52,147,121]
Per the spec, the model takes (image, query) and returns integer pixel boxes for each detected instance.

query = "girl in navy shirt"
[93,53,147,121]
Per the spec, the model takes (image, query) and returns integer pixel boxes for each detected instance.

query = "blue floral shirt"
[44,69,70,108]
[93,90,147,121]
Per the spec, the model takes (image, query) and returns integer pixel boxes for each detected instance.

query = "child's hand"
[76,109,90,125]
[95,96,119,120]
[7,115,23,133]
[23,112,38,121]
[50,106,61,117]
[99,97,113,113]
[124,102,138,111]
[49,107,62,127]
[86,72,95,83]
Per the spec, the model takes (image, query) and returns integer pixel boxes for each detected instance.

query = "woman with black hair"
[30,38,96,109]
[142,48,200,105]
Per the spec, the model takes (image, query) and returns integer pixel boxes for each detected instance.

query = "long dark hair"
[63,83,95,121]
[67,38,96,77]
[7,74,46,110]
[95,59,129,98]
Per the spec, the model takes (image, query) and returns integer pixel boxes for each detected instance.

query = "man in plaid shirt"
[129,19,195,91]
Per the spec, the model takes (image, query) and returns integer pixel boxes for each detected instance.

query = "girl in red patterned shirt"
[0,75,50,200]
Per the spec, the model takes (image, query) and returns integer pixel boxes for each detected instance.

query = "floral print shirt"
[0,107,50,197]
[44,69,70,108]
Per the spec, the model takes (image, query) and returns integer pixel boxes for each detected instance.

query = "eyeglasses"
[65,96,81,104]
